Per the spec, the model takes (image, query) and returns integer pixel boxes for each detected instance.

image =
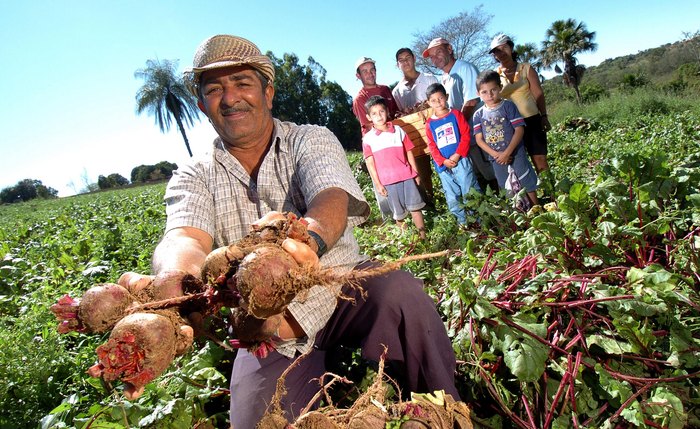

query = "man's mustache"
[221,106,252,115]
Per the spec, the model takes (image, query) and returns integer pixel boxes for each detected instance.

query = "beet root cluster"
[51,212,326,397]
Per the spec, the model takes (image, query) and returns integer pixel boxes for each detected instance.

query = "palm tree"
[135,59,200,157]
[540,19,597,103]
[514,42,544,82]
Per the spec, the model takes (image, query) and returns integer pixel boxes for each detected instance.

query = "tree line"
[0,161,179,204]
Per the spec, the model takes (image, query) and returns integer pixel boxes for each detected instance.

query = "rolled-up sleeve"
[291,125,370,227]
[164,162,216,238]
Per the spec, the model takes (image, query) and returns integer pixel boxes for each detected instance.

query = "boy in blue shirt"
[472,71,539,208]
[425,83,481,225]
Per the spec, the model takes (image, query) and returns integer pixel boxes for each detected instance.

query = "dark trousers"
[468,144,500,192]
[229,262,458,428]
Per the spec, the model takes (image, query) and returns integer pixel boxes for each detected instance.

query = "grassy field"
[1,91,699,428]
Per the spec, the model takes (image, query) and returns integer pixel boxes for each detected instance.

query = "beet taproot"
[347,406,388,429]
[53,211,449,401]
[200,244,245,283]
[148,269,204,300]
[87,312,192,393]
[234,244,302,319]
[50,283,136,334]
[255,413,290,429]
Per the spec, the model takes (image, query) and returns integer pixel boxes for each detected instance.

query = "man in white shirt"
[392,48,438,114]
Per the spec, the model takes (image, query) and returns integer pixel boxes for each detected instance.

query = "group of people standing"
[353,35,552,232]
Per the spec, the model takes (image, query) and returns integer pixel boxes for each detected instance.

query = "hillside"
[540,34,700,108]
[584,34,700,88]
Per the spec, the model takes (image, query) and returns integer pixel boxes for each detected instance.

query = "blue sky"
[1,1,698,196]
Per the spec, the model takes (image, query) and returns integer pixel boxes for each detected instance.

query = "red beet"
[50,283,136,333]
[233,244,302,319]
[200,244,245,283]
[148,269,204,301]
[87,312,191,393]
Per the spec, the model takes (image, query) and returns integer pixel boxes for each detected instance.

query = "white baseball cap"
[354,56,375,71]
[489,34,513,53]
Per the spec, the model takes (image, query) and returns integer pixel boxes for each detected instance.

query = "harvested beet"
[255,413,289,429]
[234,244,301,319]
[87,312,191,393]
[200,244,245,283]
[243,212,312,248]
[50,283,136,334]
[148,269,203,301]
[258,350,475,429]
[347,406,388,429]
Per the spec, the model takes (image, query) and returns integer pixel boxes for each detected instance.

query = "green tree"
[135,59,200,157]
[97,173,129,190]
[130,161,178,184]
[321,80,362,150]
[1,179,58,203]
[268,53,361,150]
[269,53,325,125]
[540,19,597,103]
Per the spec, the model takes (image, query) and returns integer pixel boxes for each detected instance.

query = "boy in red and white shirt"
[362,95,426,239]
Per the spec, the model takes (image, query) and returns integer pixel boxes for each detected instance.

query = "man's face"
[396,52,415,75]
[428,44,452,71]
[197,66,274,148]
[356,62,377,87]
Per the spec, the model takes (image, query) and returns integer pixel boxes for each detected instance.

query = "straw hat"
[184,35,275,96]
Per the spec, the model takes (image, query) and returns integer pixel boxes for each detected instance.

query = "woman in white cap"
[490,34,552,183]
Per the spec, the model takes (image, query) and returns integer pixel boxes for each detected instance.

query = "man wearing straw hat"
[121,34,459,427]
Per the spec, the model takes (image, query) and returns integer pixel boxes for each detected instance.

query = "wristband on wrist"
[307,230,327,257]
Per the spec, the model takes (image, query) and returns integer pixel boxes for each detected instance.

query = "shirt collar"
[373,122,396,135]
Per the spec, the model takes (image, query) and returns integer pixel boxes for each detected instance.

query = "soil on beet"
[94,312,181,389]
[78,283,135,333]
[234,244,303,318]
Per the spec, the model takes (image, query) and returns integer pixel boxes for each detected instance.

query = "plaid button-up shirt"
[164,119,370,356]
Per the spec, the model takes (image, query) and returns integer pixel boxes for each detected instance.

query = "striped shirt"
[164,119,370,357]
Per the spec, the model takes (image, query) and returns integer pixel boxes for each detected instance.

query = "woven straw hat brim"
[188,57,271,74]
[184,34,275,96]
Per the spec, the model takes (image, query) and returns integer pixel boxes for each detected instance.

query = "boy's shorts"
[523,114,548,156]
[491,144,538,193]
[385,178,425,221]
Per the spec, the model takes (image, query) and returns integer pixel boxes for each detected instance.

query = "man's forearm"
[151,227,213,277]
[461,98,479,120]
[303,187,349,252]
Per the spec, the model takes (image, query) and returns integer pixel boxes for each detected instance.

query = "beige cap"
[184,35,275,95]
[422,38,450,58]
[354,56,375,71]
